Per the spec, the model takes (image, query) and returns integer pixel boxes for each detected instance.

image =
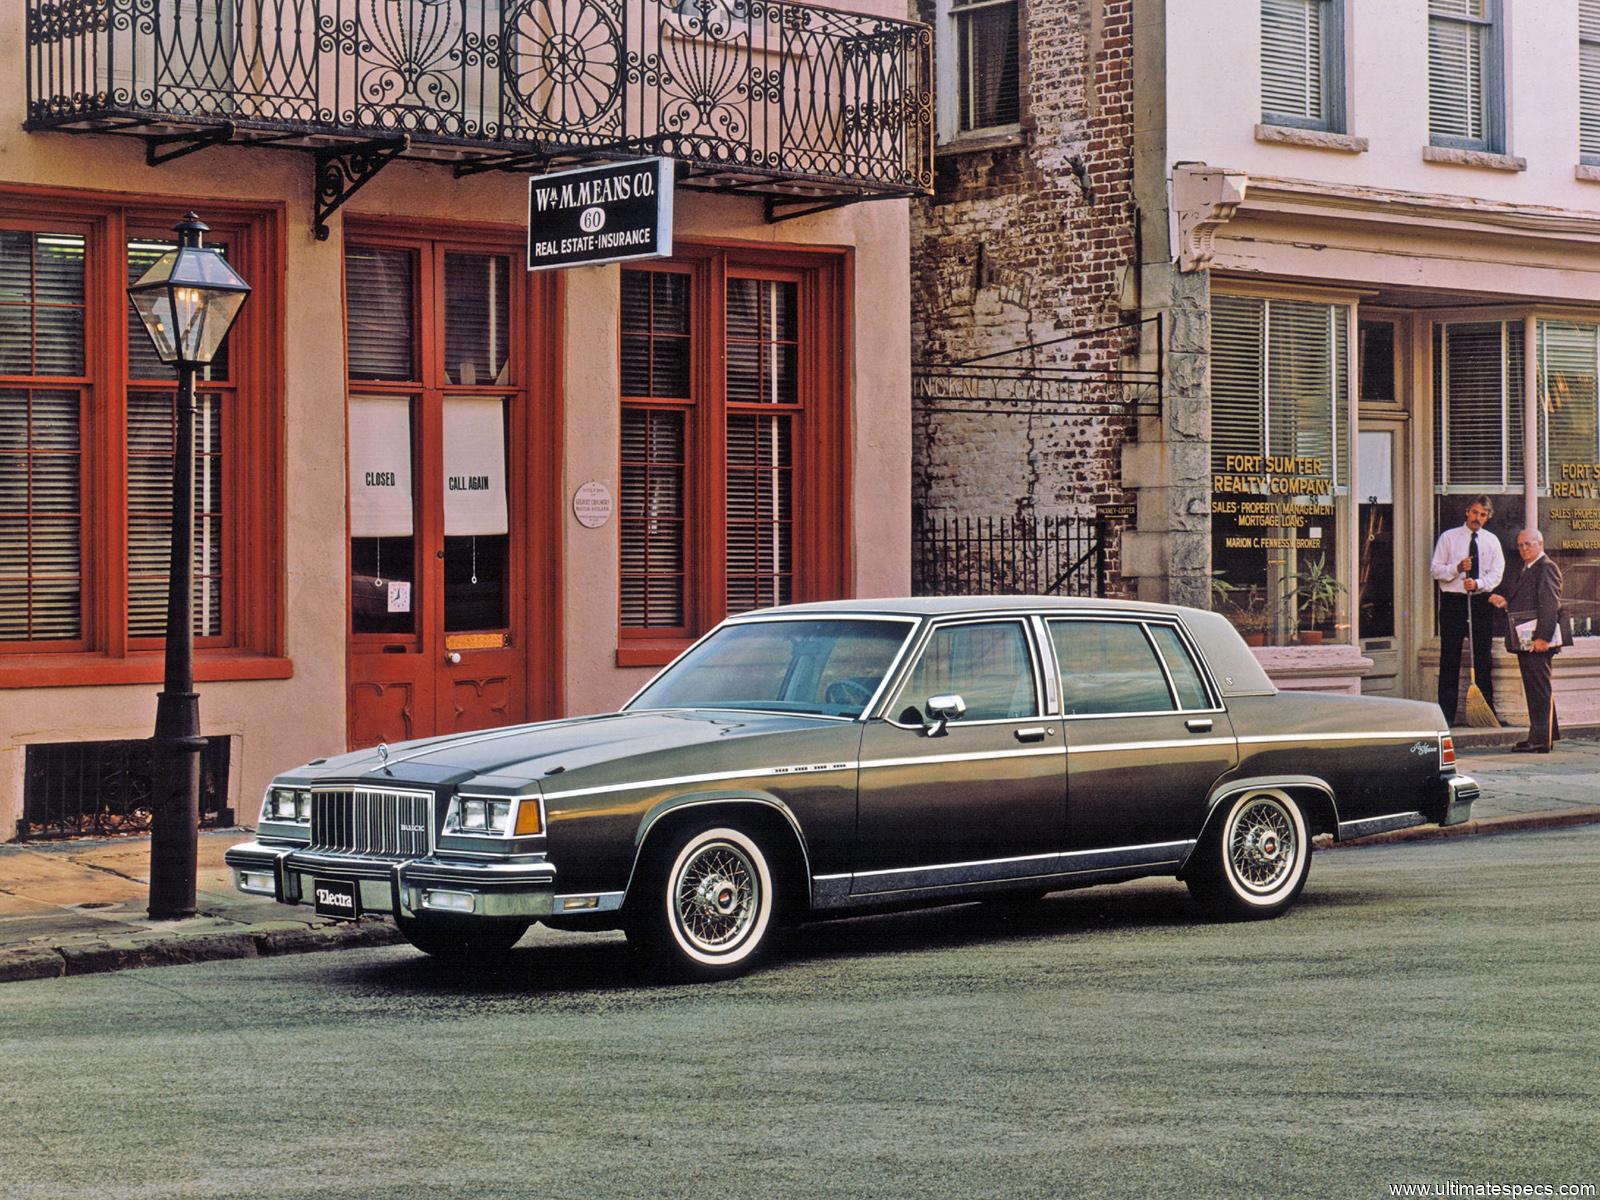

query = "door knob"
[446,651,462,665]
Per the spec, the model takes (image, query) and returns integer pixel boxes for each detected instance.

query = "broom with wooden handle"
[1464,592,1501,728]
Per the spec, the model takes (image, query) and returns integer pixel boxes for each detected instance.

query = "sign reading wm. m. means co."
[527,158,674,272]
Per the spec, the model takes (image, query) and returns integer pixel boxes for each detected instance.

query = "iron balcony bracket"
[453,149,553,178]
[313,136,411,241]
[144,123,236,167]
[763,190,911,225]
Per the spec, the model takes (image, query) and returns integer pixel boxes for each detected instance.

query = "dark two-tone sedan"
[227,598,1476,978]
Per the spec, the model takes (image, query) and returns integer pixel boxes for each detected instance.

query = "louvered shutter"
[1582,1,1600,159]
[345,247,415,381]
[0,231,85,643]
[1440,322,1510,487]
[1262,0,1323,124]
[1211,294,1265,470]
[1429,0,1488,145]
[1541,322,1600,488]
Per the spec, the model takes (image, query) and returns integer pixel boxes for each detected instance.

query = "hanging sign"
[443,398,509,535]
[349,395,414,538]
[527,158,674,272]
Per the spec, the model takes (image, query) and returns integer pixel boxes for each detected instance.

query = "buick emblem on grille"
[399,824,424,833]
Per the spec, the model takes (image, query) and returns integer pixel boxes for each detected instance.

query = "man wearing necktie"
[1429,495,1505,725]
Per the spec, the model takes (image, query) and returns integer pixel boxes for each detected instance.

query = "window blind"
[1582,0,1600,159]
[954,0,1020,131]
[1429,0,1490,146]
[1261,0,1324,125]
[1436,321,1525,489]
[725,413,792,614]
[345,247,415,382]
[1211,294,1348,485]
[620,408,686,628]
[126,389,224,638]
[1540,321,1600,488]
[0,388,82,641]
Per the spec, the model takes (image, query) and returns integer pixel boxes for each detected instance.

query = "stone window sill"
[1422,145,1526,172]
[1254,124,1368,153]
[1575,164,1600,183]
[937,127,1027,156]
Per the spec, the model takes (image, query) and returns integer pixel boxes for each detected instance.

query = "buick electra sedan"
[227,598,1477,978]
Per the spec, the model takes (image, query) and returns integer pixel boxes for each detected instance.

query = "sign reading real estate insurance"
[527,158,673,272]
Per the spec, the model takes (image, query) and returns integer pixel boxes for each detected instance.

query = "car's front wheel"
[628,822,776,980]
[394,913,529,964]
[1186,790,1311,920]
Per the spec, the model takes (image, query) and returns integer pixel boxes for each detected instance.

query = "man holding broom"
[1430,496,1504,726]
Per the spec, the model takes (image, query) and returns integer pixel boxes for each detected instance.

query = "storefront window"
[1210,294,1351,646]
[1537,320,1600,635]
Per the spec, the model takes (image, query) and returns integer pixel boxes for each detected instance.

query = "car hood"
[283,709,857,790]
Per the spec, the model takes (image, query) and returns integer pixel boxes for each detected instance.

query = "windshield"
[627,618,915,718]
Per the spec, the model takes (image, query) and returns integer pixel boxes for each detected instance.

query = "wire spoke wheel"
[673,840,760,954]
[1188,789,1312,920]
[631,823,777,979]
[1227,796,1297,894]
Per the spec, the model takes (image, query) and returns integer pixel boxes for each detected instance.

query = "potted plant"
[1225,584,1270,646]
[1280,555,1345,645]
[1210,569,1240,610]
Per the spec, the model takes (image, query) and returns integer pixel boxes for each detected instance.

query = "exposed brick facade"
[910,0,1138,592]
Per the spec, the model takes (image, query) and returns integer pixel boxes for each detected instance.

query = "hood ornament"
[377,742,390,767]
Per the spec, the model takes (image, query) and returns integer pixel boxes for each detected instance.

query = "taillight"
[1440,734,1456,770]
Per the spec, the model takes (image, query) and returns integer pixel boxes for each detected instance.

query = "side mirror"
[924,693,966,737]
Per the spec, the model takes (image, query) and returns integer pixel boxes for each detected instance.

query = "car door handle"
[1185,718,1214,733]
[1014,726,1048,743]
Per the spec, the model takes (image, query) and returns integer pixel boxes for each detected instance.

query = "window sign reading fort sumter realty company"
[527,159,674,272]
[1210,295,1352,648]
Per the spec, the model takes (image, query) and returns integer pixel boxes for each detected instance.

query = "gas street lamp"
[128,213,251,920]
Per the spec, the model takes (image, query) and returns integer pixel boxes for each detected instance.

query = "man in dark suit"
[1489,530,1573,753]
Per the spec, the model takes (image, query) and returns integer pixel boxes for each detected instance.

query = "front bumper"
[224,841,557,920]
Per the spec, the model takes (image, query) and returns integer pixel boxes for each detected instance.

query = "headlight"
[263,786,310,824]
[449,796,514,835]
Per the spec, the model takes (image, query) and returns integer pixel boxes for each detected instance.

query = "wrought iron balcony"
[25,0,933,227]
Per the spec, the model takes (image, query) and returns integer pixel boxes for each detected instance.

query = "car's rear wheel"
[394,913,529,964]
[627,822,776,981]
[1186,790,1311,920]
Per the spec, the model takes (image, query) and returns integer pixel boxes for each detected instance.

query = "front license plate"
[312,877,361,921]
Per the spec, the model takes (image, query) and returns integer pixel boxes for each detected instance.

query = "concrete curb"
[0,916,404,985]
[1318,804,1600,850]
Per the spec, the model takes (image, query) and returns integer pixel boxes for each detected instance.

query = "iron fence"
[913,514,1110,600]
[20,737,232,840]
[25,0,933,195]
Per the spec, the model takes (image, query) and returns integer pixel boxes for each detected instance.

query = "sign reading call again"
[527,158,674,272]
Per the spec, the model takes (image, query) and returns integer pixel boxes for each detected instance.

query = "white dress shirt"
[1431,524,1505,594]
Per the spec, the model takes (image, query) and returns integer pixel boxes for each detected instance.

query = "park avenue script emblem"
[1409,741,1435,757]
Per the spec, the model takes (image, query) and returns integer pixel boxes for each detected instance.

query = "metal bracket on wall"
[755,190,908,225]
[313,136,411,241]
[144,123,237,167]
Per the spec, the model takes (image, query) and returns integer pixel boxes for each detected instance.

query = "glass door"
[344,240,529,748]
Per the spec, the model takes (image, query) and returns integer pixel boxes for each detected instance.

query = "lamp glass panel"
[130,288,179,364]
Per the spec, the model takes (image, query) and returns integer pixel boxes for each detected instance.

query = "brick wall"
[910,0,1138,592]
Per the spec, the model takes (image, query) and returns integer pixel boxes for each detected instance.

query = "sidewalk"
[2,736,1598,985]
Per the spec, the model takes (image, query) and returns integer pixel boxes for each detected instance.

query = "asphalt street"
[1,827,1597,1200]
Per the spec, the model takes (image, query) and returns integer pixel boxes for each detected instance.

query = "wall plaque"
[573,481,613,529]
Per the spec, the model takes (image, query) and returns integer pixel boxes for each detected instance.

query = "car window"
[895,621,1039,723]
[1147,623,1211,710]
[1050,620,1176,716]
[628,619,910,717]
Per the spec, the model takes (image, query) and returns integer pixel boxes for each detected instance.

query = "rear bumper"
[1333,774,1478,841]
[1435,773,1479,827]
[224,840,557,920]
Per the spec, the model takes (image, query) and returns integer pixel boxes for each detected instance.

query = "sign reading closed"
[527,158,673,272]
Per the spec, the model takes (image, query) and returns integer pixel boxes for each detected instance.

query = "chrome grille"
[309,787,433,858]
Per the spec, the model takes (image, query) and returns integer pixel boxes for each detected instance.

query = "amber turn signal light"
[514,798,543,836]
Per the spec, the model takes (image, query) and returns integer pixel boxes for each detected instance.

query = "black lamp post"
[128,213,251,920]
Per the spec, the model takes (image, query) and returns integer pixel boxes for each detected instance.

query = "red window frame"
[617,241,851,666]
[0,188,286,689]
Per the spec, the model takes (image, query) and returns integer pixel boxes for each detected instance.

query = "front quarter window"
[627,618,913,718]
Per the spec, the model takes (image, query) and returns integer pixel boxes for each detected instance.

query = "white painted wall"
[1165,0,1600,212]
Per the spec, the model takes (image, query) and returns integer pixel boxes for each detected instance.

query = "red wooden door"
[344,231,555,749]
